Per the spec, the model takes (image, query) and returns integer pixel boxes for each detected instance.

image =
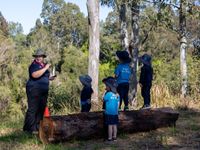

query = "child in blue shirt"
[115,50,131,111]
[103,77,119,141]
[79,75,93,112]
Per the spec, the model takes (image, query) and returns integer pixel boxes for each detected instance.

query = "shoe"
[124,106,129,111]
[32,131,39,135]
[105,138,113,142]
[141,104,151,110]
[113,137,117,141]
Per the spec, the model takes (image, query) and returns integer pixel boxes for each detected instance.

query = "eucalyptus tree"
[101,0,129,49]
[87,0,100,103]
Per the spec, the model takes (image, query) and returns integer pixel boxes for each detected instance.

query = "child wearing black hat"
[115,50,131,111]
[102,77,119,141]
[79,75,93,112]
[139,54,153,109]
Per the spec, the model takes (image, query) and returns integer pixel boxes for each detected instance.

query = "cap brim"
[32,54,47,58]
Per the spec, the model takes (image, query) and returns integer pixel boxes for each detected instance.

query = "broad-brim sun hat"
[102,76,118,93]
[116,50,131,63]
[139,54,152,66]
[32,48,47,58]
[79,75,92,87]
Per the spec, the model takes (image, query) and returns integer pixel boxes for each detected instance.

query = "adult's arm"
[32,64,51,78]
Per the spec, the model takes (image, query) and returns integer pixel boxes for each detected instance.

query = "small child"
[115,50,131,111]
[79,75,93,112]
[139,54,153,109]
[103,77,119,141]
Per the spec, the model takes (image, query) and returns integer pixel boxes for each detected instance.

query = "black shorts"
[104,114,119,125]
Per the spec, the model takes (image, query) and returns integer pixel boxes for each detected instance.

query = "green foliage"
[153,57,181,95]
[0,0,200,119]
[48,46,88,113]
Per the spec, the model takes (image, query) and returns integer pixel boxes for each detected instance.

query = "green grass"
[1,108,200,150]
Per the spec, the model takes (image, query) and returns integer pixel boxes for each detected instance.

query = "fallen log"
[39,107,179,143]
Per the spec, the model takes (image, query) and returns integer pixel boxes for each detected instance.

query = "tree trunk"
[179,0,188,98]
[129,1,140,105]
[119,1,129,50]
[39,107,179,144]
[87,0,100,103]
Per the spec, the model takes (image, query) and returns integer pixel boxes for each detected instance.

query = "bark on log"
[39,107,179,144]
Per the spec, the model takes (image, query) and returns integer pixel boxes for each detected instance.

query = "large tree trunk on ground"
[179,0,188,98]
[39,107,179,144]
[129,1,140,105]
[87,0,100,103]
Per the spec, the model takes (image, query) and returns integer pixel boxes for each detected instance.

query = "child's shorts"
[104,114,119,125]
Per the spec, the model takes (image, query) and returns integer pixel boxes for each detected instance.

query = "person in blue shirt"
[79,75,93,112]
[115,50,131,111]
[139,54,153,109]
[103,77,119,141]
[23,49,55,134]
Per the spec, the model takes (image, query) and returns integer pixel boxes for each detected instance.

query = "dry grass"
[1,108,200,150]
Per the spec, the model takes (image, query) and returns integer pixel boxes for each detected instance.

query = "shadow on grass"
[0,129,40,144]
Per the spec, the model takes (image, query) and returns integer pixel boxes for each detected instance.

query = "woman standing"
[23,49,55,134]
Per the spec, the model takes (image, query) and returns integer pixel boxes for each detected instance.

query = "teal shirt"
[103,91,119,115]
[115,63,131,84]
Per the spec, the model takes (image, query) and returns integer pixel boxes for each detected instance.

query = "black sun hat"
[139,54,152,66]
[79,75,92,87]
[102,76,118,93]
[116,50,131,63]
[32,48,47,58]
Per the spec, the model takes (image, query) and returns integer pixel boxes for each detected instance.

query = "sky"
[0,0,112,34]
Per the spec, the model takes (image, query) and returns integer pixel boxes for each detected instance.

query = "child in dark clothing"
[79,75,93,112]
[139,54,153,109]
[115,50,131,111]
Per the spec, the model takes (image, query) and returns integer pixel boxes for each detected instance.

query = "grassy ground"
[1,108,200,150]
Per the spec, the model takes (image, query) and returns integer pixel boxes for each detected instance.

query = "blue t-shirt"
[26,60,50,90]
[115,63,131,84]
[103,91,119,115]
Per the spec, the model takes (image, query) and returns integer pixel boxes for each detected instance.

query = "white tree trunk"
[119,2,129,50]
[179,0,188,98]
[87,0,100,103]
[129,1,140,104]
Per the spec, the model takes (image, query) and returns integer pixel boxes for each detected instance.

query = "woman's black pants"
[23,86,48,133]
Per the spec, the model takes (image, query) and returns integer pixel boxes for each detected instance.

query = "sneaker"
[141,104,151,110]
[32,131,39,135]
[124,106,129,111]
[105,138,113,143]
[112,137,117,141]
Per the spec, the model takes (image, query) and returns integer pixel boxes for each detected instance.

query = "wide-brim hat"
[32,48,47,58]
[139,54,152,66]
[102,76,118,93]
[116,50,131,63]
[79,75,92,87]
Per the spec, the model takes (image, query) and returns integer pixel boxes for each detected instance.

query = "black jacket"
[139,64,153,87]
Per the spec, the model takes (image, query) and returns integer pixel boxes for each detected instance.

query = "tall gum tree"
[87,0,100,103]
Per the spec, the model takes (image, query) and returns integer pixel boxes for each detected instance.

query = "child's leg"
[117,85,123,109]
[103,114,108,140]
[146,86,151,105]
[123,83,129,110]
[113,125,117,139]
[108,125,113,140]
